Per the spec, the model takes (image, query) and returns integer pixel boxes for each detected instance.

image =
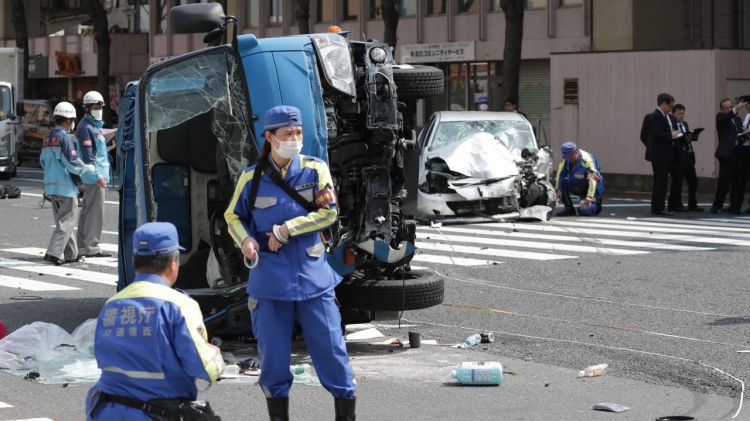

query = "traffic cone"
[0,320,6,340]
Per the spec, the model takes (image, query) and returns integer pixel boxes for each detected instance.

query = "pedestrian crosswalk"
[415,215,750,266]
[0,400,55,421]
[0,215,749,292]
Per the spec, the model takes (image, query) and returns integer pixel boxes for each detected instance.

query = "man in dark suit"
[647,93,682,215]
[672,104,702,211]
[711,98,746,213]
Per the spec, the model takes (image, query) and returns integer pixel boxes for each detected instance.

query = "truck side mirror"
[8,114,16,121]
[170,3,226,34]
[15,102,25,117]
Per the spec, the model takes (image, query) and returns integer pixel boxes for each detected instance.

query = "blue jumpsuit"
[224,154,356,398]
[85,273,224,420]
[76,114,110,255]
[555,149,604,214]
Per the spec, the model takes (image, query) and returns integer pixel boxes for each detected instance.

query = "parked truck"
[115,3,446,336]
[0,47,23,179]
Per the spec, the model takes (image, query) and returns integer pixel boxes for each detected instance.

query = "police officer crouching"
[225,105,356,421]
[85,222,224,420]
[555,141,604,216]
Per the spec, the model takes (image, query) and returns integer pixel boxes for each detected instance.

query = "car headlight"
[369,47,387,63]
[311,33,356,97]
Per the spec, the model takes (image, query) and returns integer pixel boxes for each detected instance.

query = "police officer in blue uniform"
[76,90,112,258]
[555,141,604,216]
[85,222,224,420]
[225,105,356,421]
[40,102,101,266]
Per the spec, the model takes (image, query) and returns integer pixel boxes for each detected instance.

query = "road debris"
[592,402,630,413]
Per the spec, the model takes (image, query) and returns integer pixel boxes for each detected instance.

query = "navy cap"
[561,141,577,159]
[133,222,186,256]
[476,95,488,104]
[264,105,303,131]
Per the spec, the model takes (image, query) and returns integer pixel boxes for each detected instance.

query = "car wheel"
[336,269,444,311]
[392,65,444,100]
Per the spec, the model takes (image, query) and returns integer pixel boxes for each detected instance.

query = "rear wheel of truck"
[336,269,444,311]
[392,65,444,100]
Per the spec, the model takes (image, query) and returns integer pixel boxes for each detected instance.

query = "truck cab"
[0,82,18,178]
[116,3,445,335]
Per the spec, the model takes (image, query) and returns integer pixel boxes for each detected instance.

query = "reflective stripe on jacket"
[224,154,342,301]
[89,273,222,411]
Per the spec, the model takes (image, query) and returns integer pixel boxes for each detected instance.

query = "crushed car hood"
[427,132,519,179]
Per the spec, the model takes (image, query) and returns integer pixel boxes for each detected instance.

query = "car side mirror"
[8,114,16,121]
[15,102,25,117]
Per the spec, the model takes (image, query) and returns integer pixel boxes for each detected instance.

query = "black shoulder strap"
[246,159,267,211]
[246,159,316,213]
[264,165,316,213]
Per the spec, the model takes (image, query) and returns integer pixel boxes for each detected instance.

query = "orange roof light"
[328,25,342,33]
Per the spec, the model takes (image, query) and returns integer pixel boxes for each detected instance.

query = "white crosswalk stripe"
[0,215,747,282]
[0,275,79,291]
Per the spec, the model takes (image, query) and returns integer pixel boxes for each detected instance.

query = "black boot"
[334,397,356,421]
[266,397,289,421]
[556,192,576,216]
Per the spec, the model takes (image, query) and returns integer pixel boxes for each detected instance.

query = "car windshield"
[430,119,537,153]
[0,86,10,120]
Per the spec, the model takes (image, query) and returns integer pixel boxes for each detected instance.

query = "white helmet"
[53,102,77,119]
[82,91,104,106]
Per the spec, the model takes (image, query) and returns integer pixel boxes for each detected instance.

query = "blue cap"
[561,141,577,159]
[476,95,488,104]
[133,222,186,256]
[264,105,303,131]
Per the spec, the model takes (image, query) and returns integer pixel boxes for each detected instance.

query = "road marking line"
[696,218,750,224]
[0,275,79,291]
[417,232,648,255]
[586,217,750,233]
[0,257,117,286]
[552,220,750,240]
[100,243,118,253]
[421,226,712,251]
[23,192,118,205]
[0,248,118,268]
[0,402,12,408]
[412,254,502,266]
[416,242,575,260]
[478,222,750,246]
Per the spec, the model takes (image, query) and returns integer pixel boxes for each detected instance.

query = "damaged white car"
[415,111,556,221]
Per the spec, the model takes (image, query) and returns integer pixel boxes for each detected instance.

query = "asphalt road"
[1,164,749,420]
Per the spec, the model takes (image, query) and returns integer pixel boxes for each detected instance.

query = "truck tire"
[392,65,444,100]
[336,269,444,311]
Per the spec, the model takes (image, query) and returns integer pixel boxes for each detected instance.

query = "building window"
[318,0,334,23]
[491,0,547,10]
[559,0,583,6]
[370,0,416,19]
[458,0,478,14]
[427,0,446,15]
[245,0,260,28]
[269,0,282,24]
[156,0,167,33]
[344,0,359,20]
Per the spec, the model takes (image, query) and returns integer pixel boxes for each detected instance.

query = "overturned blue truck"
[115,3,445,335]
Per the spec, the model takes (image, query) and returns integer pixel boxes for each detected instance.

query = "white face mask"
[272,135,303,159]
[478,103,489,111]
[91,109,103,121]
[69,121,75,132]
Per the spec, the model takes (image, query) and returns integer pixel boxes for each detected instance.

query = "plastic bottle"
[578,363,608,377]
[451,362,503,385]
[290,363,320,386]
[460,334,482,349]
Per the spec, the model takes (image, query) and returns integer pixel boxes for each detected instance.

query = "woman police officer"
[224,105,356,421]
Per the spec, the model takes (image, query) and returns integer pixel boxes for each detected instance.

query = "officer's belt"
[96,391,220,421]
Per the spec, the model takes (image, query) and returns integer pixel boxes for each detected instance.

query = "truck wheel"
[336,269,444,311]
[392,65,444,100]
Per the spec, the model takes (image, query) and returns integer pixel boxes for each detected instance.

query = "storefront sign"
[400,42,475,64]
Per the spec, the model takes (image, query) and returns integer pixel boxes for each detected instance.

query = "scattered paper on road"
[345,328,384,341]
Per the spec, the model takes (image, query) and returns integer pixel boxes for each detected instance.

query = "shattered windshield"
[144,48,253,182]
[0,86,10,120]
[430,119,537,154]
